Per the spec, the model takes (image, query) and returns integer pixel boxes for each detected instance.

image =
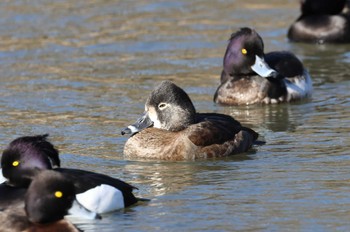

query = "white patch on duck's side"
[285,70,313,101]
[68,200,100,220]
[76,184,125,214]
[0,169,6,184]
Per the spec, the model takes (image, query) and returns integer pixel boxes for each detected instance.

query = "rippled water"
[0,1,349,231]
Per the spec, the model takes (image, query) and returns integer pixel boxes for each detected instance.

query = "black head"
[122,81,196,134]
[223,27,265,76]
[25,170,75,224]
[301,0,346,16]
[1,134,60,186]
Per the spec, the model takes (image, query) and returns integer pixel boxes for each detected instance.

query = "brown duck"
[122,81,259,160]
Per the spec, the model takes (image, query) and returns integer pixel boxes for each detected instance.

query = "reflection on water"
[0,0,349,231]
[123,157,253,197]
[290,43,350,84]
[220,101,314,133]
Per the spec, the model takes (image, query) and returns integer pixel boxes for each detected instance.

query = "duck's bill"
[251,55,277,78]
[121,112,153,135]
[67,199,102,220]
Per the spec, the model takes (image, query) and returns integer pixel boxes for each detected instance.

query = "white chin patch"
[0,169,6,184]
[148,108,161,129]
[76,184,125,214]
[285,71,313,101]
[153,119,162,129]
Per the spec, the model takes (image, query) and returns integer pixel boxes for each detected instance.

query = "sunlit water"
[0,0,349,231]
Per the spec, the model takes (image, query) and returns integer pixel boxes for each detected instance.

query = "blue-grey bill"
[251,55,277,78]
[121,112,153,135]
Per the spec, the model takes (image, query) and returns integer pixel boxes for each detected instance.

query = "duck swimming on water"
[214,27,312,105]
[122,81,259,160]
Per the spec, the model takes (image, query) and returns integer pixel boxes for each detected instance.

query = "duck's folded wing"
[265,51,304,78]
[55,168,136,191]
[189,113,257,146]
[54,168,138,207]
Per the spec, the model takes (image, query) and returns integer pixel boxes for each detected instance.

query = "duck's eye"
[241,48,247,55]
[158,103,168,110]
[54,191,63,198]
[12,161,19,167]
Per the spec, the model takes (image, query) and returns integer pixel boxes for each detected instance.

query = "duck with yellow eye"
[0,170,97,232]
[214,27,313,105]
[0,134,144,216]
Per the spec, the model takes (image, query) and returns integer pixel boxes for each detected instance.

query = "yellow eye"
[241,48,247,55]
[54,191,63,198]
[12,161,19,167]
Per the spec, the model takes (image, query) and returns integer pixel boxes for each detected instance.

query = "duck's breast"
[214,76,270,105]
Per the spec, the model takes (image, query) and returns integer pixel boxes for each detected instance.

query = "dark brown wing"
[189,113,257,146]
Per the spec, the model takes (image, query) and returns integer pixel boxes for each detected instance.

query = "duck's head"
[1,134,60,186]
[223,27,278,78]
[122,81,196,134]
[25,170,75,224]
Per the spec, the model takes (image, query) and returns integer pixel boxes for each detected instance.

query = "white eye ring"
[158,103,168,110]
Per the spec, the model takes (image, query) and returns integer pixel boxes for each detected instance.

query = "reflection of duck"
[287,42,350,83]
[288,0,350,43]
[219,102,314,133]
[0,134,140,214]
[123,157,252,197]
[122,81,258,160]
[214,28,312,106]
[0,170,86,232]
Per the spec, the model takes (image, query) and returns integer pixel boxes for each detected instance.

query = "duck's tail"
[242,126,266,146]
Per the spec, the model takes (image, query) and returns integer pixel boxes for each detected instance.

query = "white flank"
[0,169,6,184]
[76,184,125,214]
[68,200,100,219]
[285,70,313,101]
